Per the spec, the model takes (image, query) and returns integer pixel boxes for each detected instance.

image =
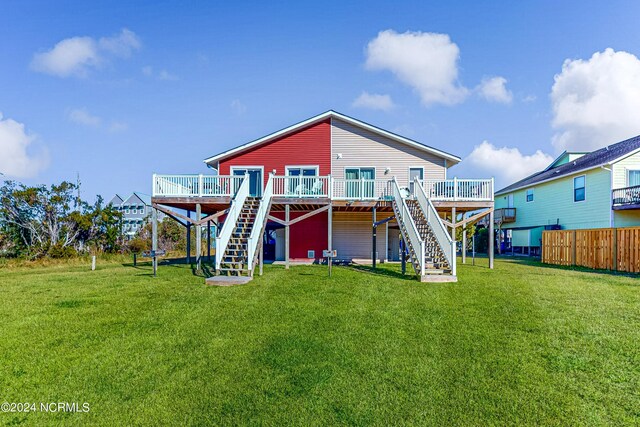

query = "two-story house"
[494,135,640,255]
[151,111,495,282]
[108,192,155,238]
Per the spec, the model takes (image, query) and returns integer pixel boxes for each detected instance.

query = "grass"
[0,258,638,426]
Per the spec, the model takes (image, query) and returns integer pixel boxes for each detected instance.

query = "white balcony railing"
[422,178,494,201]
[152,174,494,202]
[152,174,244,197]
[272,175,330,198]
[331,179,393,200]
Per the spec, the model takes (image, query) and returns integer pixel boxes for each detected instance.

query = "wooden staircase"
[391,197,454,280]
[404,199,452,273]
[217,197,261,276]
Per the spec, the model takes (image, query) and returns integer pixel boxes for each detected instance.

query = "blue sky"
[2,0,640,199]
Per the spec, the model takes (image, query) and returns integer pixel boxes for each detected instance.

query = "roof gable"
[203,110,461,166]
[123,193,151,206]
[496,134,640,195]
[108,194,123,205]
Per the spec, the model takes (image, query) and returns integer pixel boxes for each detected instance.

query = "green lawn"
[0,258,638,426]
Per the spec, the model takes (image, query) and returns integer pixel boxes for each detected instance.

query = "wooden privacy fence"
[542,227,640,273]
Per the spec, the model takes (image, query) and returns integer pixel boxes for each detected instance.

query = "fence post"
[613,228,618,271]
[572,229,577,267]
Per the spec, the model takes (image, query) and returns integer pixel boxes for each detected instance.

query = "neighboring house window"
[125,207,130,214]
[574,175,586,202]
[526,188,534,202]
[629,170,640,187]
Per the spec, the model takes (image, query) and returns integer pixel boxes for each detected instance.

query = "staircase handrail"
[391,177,425,276]
[414,177,455,275]
[247,173,274,274]
[215,174,250,270]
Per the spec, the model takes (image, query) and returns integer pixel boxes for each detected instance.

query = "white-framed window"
[285,166,320,196]
[628,170,640,187]
[526,188,534,202]
[125,207,130,214]
[574,175,586,202]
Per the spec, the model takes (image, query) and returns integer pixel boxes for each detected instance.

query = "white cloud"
[522,94,537,103]
[551,48,640,152]
[142,65,153,76]
[109,121,128,132]
[158,70,178,81]
[477,76,512,104]
[352,92,395,111]
[98,28,140,57]
[365,30,468,106]
[68,108,101,127]
[231,100,247,114]
[464,140,553,187]
[31,29,140,78]
[0,113,48,178]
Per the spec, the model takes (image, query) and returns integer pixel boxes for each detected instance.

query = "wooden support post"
[259,244,264,276]
[152,207,158,277]
[328,204,333,276]
[285,205,290,270]
[186,210,191,264]
[372,206,377,269]
[401,238,406,275]
[462,228,467,264]
[196,204,202,270]
[451,207,456,241]
[207,220,211,262]
[489,210,494,269]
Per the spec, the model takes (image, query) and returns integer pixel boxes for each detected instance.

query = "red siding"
[272,211,328,260]
[218,119,331,184]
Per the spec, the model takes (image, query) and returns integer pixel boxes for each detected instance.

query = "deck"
[152,174,494,213]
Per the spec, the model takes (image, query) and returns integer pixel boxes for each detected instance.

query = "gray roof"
[496,134,640,195]
[122,192,152,206]
[108,194,124,205]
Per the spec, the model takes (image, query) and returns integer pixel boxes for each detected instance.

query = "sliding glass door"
[345,167,375,198]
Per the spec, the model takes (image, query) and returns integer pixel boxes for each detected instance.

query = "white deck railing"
[153,174,493,202]
[414,177,455,276]
[272,175,330,197]
[391,178,425,276]
[247,174,274,274]
[423,178,493,201]
[331,178,393,200]
[153,174,244,197]
[215,175,249,271]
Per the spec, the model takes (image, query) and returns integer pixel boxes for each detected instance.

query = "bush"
[128,238,149,254]
[474,227,489,253]
[48,244,78,259]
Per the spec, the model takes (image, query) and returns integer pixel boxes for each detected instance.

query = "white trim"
[285,165,320,175]
[203,110,461,165]
[573,174,586,203]
[626,168,640,187]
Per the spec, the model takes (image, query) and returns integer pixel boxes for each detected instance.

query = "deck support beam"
[196,204,202,270]
[207,220,211,262]
[328,204,333,273]
[372,206,377,269]
[489,210,494,269]
[152,206,158,277]
[285,205,290,270]
[186,210,191,264]
[462,228,467,264]
[259,243,264,276]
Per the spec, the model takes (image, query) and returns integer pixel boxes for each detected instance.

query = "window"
[629,170,640,187]
[125,206,130,214]
[285,166,319,195]
[574,175,585,202]
[526,188,534,202]
[345,167,376,198]
[409,167,424,194]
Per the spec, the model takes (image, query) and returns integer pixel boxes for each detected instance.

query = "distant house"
[108,192,157,238]
[494,135,640,254]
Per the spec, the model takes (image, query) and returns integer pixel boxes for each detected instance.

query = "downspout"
[601,165,613,227]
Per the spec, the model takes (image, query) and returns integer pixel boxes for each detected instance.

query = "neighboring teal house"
[493,135,640,254]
